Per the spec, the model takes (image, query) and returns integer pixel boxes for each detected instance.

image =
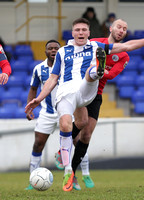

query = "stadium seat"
[4,45,13,56]
[28,60,43,75]
[62,30,73,43]
[107,75,121,84]
[122,70,138,78]
[138,60,144,73]
[131,90,144,103]
[0,107,15,119]
[135,75,144,87]
[134,102,144,114]
[125,59,139,71]
[23,75,32,90]
[15,106,27,118]
[5,75,25,89]
[20,89,29,105]
[14,45,33,59]
[10,60,29,73]
[12,71,28,78]
[134,30,144,39]
[119,86,135,99]
[0,88,22,102]
[127,48,142,56]
[116,75,135,88]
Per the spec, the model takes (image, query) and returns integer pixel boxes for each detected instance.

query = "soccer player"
[25,18,144,192]
[0,44,11,85]
[70,19,130,188]
[25,40,60,190]
[55,19,129,189]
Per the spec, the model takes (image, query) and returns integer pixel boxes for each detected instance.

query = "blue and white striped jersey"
[52,39,113,103]
[30,59,58,116]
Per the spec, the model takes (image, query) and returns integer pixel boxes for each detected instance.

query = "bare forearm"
[111,39,144,54]
[36,74,58,102]
[27,87,37,103]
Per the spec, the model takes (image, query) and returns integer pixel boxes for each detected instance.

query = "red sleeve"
[103,54,130,80]
[0,60,12,76]
[0,45,12,76]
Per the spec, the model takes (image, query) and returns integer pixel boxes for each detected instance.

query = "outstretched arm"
[111,39,144,54]
[25,74,59,114]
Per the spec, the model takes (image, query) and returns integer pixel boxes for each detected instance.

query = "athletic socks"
[60,131,72,167]
[30,151,42,173]
[80,152,90,176]
[72,140,89,174]
[72,122,81,139]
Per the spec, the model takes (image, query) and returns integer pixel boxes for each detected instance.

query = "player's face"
[45,42,60,61]
[110,20,127,42]
[72,23,90,46]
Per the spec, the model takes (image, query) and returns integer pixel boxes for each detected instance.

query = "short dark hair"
[72,18,90,29]
[45,40,60,47]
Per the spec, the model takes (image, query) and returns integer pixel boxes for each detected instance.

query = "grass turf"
[0,170,144,200]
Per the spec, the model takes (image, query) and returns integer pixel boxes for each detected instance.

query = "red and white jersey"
[90,38,130,95]
[0,44,11,76]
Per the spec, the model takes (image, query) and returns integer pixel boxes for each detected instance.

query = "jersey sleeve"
[96,41,113,55]
[0,45,12,76]
[52,51,61,75]
[103,54,130,80]
[30,67,40,87]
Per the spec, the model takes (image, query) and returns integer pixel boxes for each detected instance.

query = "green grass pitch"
[0,170,144,200]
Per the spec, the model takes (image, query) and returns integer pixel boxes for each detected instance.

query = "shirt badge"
[112,55,119,62]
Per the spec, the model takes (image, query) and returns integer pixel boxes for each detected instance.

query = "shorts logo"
[112,55,119,62]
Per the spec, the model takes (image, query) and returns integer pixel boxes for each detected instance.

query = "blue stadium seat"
[5,75,24,89]
[107,75,121,84]
[134,102,144,114]
[132,90,144,103]
[0,107,15,119]
[122,70,138,78]
[12,71,28,78]
[127,48,142,56]
[135,75,144,87]
[62,30,73,43]
[1,88,22,103]
[28,60,43,74]
[3,102,19,110]
[119,86,135,99]
[124,60,138,74]
[14,45,33,59]
[138,60,144,73]
[15,106,27,118]
[116,75,135,88]
[134,30,144,39]
[11,60,29,72]
[4,45,13,56]
[20,89,29,105]
[24,75,32,88]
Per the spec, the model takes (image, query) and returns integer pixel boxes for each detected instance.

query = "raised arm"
[111,39,144,54]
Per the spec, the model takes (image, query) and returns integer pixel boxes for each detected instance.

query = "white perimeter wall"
[0,0,144,43]
[0,118,144,172]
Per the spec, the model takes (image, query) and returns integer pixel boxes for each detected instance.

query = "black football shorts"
[86,94,102,120]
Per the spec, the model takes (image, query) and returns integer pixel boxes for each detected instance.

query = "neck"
[47,59,53,67]
[108,34,115,44]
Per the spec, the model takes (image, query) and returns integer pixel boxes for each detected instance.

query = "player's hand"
[104,69,109,74]
[25,98,40,114]
[26,110,34,121]
[0,73,9,85]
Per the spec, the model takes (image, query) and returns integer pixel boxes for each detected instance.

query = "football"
[29,167,53,191]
